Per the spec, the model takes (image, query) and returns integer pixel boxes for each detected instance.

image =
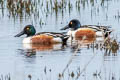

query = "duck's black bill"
[14,31,25,37]
[60,25,69,30]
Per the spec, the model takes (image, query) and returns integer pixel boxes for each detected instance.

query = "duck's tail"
[104,30,113,38]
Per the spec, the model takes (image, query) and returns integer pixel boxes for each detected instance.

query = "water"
[0,0,120,80]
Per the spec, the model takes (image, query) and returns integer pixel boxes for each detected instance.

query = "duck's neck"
[27,34,34,37]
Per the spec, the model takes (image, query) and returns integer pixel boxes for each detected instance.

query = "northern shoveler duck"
[61,19,112,40]
[15,25,69,45]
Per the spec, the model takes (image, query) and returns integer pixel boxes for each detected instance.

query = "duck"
[15,25,69,45]
[60,19,112,40]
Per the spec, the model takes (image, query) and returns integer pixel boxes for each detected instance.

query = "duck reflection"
[76,37,96,44]
[69,37,104,47]
[17,43,67,57]
[23,43,66,51]
[70,37,105,52]
[17,49,36,57]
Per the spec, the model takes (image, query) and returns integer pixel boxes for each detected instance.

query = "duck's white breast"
[67,30,76,37]
[22,37,32,44]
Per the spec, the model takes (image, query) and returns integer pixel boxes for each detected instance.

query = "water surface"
[0,0,120,80]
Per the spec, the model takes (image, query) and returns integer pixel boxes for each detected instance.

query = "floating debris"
[28,74,32,80]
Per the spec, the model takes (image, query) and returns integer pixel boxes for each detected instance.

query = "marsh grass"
[0,0,112,26]
[0,74,11,80]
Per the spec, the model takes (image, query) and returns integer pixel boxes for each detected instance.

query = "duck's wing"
[36,32,67,37]
[35,32,70,40]
[81,25,112,32]
[35,32,69,44]
[81,25,112,37]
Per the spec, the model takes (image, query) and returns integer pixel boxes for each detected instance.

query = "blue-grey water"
[0,0,120,80]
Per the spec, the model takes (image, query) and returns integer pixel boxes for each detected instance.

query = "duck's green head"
[15,25,36,37]
[61,19,81,30]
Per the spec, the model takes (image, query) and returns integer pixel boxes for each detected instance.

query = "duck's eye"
[26,27,30,30]
[70,22,72,25]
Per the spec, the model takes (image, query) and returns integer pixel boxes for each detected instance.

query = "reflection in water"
[23,43,66,51]
[69,37,104,47]
[70,37,119,56]
[76,37,95,43]
[69,37,104,53]
[17,49,36,57]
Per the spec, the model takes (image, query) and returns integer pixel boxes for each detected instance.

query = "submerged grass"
[0,37,120,80]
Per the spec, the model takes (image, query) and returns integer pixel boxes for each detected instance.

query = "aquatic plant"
[0,74,11,80]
